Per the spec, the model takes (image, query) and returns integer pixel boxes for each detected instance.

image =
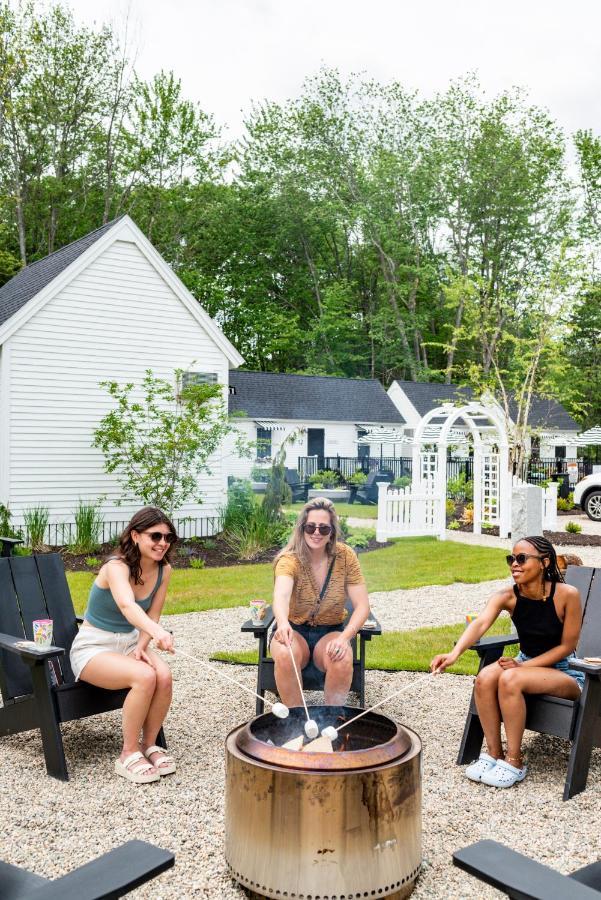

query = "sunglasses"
[506,553,546,566]
[144,530,177,545]
[303,523,333,536]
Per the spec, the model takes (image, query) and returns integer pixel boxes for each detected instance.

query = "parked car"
[573,474,601,520]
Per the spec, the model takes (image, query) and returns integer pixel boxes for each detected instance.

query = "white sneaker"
[465,752,497,782]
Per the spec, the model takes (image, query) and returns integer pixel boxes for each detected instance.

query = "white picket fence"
[376,483,444,542]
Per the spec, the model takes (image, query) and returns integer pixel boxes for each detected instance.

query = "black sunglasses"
[144,530,177,544]
[506,553,546,566]
[303,523,333,536]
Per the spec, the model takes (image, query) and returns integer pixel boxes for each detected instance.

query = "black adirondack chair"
[284,468,310,503]
[241,600,382,713]
[0,553,166,781]
[0,839,174,900]
[454,839,601,900]
[457,565,601,800]
[349,470,394,504]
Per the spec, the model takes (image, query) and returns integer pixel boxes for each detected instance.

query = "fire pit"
[225,706,422,899]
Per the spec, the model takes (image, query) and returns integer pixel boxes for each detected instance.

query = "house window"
[357,429,369,460]
[531,436,540,460]
[182,372,218,389]
[256,427,272,459]
[555,445,566,459]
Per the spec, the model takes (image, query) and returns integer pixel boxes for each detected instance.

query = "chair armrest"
[241,606,275,635]
[0,632,64,663]
[27,840,174,900]
[566,658,601,677]
[453,840,601,900]
[468,633,520,653]
[358,615,382,637]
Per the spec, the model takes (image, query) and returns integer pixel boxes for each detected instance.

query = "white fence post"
[543,482,558,531]
[376,481,390,543]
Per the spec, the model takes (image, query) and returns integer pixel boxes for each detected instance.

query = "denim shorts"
[516,651,585,691]
[269,621,343,664]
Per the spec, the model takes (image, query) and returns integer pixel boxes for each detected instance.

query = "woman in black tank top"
[430,536,582,789]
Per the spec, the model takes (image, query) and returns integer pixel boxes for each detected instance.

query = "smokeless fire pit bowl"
[225,706,422,900]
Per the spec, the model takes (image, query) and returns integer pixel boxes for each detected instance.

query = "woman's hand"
[497,656,521,669]
[326,636,350,661]
[273,621,294,646]
[430,653,457,674]
[153,627,174,653]
[133,645,152,665]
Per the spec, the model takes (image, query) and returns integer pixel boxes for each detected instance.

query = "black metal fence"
[34,515,223,549]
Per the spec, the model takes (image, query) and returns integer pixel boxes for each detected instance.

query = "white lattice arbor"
[412,400,511,539]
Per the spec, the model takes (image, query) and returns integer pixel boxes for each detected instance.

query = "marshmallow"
[272,702,289,719]
[321,726,338,741]
[304,719,319,739]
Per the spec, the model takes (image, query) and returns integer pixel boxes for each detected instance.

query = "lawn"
[212,617,516,676]
[67,537,508,616]
[284,501,378,519]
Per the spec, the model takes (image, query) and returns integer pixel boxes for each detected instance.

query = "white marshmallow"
[272,702,289,719]
[321,726,338,741]
[304,719,319,739]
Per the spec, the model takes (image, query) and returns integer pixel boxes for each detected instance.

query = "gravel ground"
[3,579,601,900]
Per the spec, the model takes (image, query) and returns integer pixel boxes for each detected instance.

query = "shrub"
[312,482,324,489]
[461,506,474,526]
[445,498,456,520]
[23,505,50,551]
[221,479,255,533]
[85,556,101,568]
[557,492,575,512]
[309,469,341,488]
[71,501,104,554]
[251,465,271,483]
[190,558,205,569]
[346,528,372,549]
[0,503,22,539]
[393,475,411,489]
[223,502,289,561]
[565,521,582,534]
[481,521,494,531]
[348,471,368,486]
[447,472,473,502]
[448,520,460,530]
[338,516,350,542]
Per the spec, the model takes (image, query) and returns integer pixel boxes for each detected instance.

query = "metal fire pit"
[225,706,422,900]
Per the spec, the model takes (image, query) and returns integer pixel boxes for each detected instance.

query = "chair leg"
[30,662,69,781]
[457,696,484,765]
[156,727,167,749]
[563,677,601,801]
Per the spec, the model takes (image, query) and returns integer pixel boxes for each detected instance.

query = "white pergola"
[411,400,511,538]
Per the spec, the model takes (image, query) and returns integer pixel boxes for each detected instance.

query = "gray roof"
[229,371,405,424]
[0,218,122,329]
[393,381,579,431]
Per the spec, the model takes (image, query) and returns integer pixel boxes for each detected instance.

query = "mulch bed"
[543,531,601,547]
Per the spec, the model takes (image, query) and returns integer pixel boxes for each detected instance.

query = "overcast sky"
[67,0,601,140]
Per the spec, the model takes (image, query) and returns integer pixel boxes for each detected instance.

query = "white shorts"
[70,622,139,681]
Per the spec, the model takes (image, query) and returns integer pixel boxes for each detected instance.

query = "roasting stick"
[175,647,289,718]
[321,673,437,740]
[286,643,319,739]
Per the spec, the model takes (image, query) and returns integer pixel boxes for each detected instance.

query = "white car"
[573,474,601,521]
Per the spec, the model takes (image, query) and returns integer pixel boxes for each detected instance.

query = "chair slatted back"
[0,558,32,700]
[573,567,601,660]
[0,553,79,701]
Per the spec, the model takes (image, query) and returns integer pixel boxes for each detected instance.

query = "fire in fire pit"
[225,706,421,899]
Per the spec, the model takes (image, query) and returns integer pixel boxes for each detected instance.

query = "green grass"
[212,617,516,676]
[284,502,378,519]
[66,537,508,616]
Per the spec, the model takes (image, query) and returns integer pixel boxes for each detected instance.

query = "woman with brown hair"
[271,497,370,707]
[69,507,177,783]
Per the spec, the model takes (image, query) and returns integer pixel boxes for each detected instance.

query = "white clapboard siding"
[6,238,230,525]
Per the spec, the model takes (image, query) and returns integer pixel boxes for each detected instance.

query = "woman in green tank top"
[69,506,177,784]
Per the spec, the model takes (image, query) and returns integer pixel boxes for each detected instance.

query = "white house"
[387,380,580,459]
[225,370,405,480]
[0,215,243,532]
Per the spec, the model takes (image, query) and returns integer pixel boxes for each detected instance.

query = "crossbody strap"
[308,556,336,625]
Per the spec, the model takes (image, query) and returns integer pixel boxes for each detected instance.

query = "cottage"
[225,370,405,481]
[0,216,242,532]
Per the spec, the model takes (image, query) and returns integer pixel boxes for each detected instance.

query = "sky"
[65,0,601,141]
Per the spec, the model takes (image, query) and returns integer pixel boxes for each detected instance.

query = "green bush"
[71,501,104,554]
[23,505,50,551]
[202,537,217,550]
[348,471,368,486]
[190,558,205,569]
[447,471,473,502]
[346,527,372,549]
[309,469,341,488]
[0,503,22,540]
[221,479,256,533]
[85,556,101,568]
[223,504,289,561]
[448,520,460,530]
[445,498,456,519]
[338,516,350,541]
[557,492,575,512]
[481,521,494,531]
[565,521,582,534]
[393,475,411,489]
[251,465,271,483]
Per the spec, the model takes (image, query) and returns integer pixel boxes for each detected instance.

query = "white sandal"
[115,751,160,784]
[464,752,497,782]
[143,745,176,776]
[480,758,527,788]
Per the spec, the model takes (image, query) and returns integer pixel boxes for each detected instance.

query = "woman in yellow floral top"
[271,497,369,706]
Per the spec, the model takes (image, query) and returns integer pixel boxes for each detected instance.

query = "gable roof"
[0,218,122,328]
[230,371,405,424]
[391,380,579,431]
[0,215,243,366]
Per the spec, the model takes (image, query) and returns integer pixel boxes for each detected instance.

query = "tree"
[93,369,250,516]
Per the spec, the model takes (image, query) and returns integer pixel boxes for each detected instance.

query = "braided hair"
[522,535,564,584]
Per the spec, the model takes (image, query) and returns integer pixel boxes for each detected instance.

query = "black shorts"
[269,621,343,665]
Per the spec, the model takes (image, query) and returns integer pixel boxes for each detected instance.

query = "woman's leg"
[270,632,310,707]
[138,650,173,768]
[313,632,353,706]
[498,667,580,764]
[473,662,504,759]
[80,652,157,768]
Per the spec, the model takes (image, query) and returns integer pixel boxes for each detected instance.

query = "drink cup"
[32,619,53,647]
[249,599,267,623]
[465,614,477,629]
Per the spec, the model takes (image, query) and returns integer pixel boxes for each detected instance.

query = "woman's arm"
[134,566,173,659]
[272,574,295,645]
[517,584,582,669]
[430,589,512,673]
[105,562,174,652]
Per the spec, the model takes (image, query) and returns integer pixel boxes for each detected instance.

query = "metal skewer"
[286,642,319,739]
